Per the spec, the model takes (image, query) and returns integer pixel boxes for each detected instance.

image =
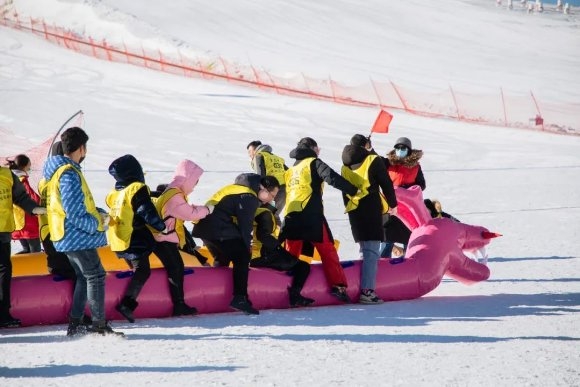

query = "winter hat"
[350,134,370,148]
[61,127,89,154]
[394,137,412,150]
[297,137,318,149]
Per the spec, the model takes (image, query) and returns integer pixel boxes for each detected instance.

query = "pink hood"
[168,159,204,195]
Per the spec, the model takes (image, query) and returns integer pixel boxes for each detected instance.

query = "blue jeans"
[66,249,106,322]
[359,240,381,290]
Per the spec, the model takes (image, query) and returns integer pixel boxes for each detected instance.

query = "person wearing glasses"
[192,173,280,315]
[381,137,426,259]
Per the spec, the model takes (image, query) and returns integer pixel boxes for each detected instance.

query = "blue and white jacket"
[43,155,107,252]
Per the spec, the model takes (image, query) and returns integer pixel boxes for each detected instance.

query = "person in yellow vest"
[6,154,42,254]
[192,173,280,315]
[0,166,45,328]
[106,155,167,323]
[381,137,426,259]
[43,127,122,337]
[152,159,212,316]
[38,141,77,280]
[248,141,288,223]
[341,134,398,304]
[281,137,358,303]
[250,201,314,307]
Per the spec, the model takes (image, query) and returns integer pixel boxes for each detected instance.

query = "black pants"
[203,238,250,297]
[153,242,185,306]
[0,242,12,317]
[250,248,310,291]
[17,238,42,254]
[123,254,151,301]
[42,236,76,280]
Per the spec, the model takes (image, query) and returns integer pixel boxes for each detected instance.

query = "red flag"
[370,110,393,134]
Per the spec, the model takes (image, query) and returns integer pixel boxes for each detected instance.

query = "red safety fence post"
[530,90,545,131]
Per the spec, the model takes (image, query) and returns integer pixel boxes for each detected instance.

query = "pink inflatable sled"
[10,186,498,327]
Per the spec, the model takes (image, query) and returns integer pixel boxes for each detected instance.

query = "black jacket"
[342,144,397,242]
[281,146,357,243]
[192,173,261,250]
[108,155,165,258]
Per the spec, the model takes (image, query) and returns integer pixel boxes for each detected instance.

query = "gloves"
[206,204,215,214]
[99,212,110,229]
[388,206,398,217]
[32,207,47,215]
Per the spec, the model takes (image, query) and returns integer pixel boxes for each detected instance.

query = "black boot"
[87,320,125,337]
[230,295,259,315]
[0,313,22,329]
[66,316,87,337]
[288,287,315,308]
[172,302,198,316]
[115,296,139,323]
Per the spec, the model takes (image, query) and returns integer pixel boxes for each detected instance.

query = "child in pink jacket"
[152,159,212,316]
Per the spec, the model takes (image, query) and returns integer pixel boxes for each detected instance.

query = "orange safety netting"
[0,8,578,136]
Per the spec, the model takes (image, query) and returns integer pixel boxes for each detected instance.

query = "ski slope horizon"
[1,1,579,386]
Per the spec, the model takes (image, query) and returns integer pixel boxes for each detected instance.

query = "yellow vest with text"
[206,184,257,226]
[151,187,187,248]
[12,175,26,231]
[251,207,278,259]
[283,157,317,216]
[106,182,146,251]
[258,151,286,185]
[46,164,104,242]
[0,168,16,232]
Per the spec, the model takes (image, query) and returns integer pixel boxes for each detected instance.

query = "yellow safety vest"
[206,184,257,227]
[46,164,104,242]
[38,178,49,240]
[12,175,26,231]
[283,157,317,216]
[251,207,278,259]
[0,168,15,232]
[341,155,389,214]
[106,182,146,251]
[258,151,286,185]
[151,187,188,247]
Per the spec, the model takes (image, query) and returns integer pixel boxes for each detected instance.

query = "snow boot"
[330,286,351,303]
[230,295,259,315]
[0,314,22,328]
[87,320,125,337]
[115,296,138,323]
[172,302,198,316]
[288,287,315,307]
[66,316,88,337]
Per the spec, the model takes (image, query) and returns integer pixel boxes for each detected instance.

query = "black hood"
[289,146,317,161]
[109,154,145,188]
[341,144,369,167]
[234,172,262,194]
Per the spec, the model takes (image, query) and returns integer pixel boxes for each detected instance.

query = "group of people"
[1,125,434,336]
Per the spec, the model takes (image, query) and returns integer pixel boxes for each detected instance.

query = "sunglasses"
[394,145,408,150]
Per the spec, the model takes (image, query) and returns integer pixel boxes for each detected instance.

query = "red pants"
[285,224,347,288]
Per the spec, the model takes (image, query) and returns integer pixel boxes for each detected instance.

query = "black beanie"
[298,137,318,148]
[61,127,89,154]
[350,134,370,148]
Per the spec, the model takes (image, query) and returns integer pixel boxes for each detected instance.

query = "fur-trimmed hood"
[386,149,423,168]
